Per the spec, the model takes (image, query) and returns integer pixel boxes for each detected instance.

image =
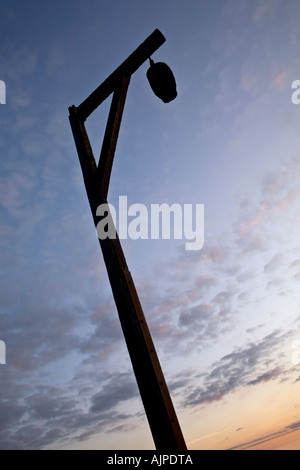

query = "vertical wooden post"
[68,30,187,451]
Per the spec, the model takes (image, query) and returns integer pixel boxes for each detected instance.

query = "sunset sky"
[1,0,300,450]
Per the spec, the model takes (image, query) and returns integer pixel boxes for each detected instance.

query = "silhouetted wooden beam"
[97,74,131,200]
[77,29,166,121]
[69,29,187,451]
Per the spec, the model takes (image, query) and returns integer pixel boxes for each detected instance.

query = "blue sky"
[1,0,300,450]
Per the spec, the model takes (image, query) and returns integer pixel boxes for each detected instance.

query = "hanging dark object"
[146,58,177,103]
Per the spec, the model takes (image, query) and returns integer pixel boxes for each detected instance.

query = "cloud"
[229,419,300,450]
[246,324,265,334]
[182,329,291,408]
[174,243,228,274]
[131,154,300,361]
[179,304,214,328]
[0,366,140,449]
[286,421,300,431]
[90,373,139,414]
[264,254,285,273]
[234,155,300,255]
[247,367,283,386]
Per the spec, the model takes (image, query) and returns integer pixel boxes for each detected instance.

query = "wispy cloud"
[181,329,291,408]
[229,420,300,450]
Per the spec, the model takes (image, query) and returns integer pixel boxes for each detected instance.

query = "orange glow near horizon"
[185,374,300,450]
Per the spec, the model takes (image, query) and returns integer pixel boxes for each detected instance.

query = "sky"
[1,0,300,450]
